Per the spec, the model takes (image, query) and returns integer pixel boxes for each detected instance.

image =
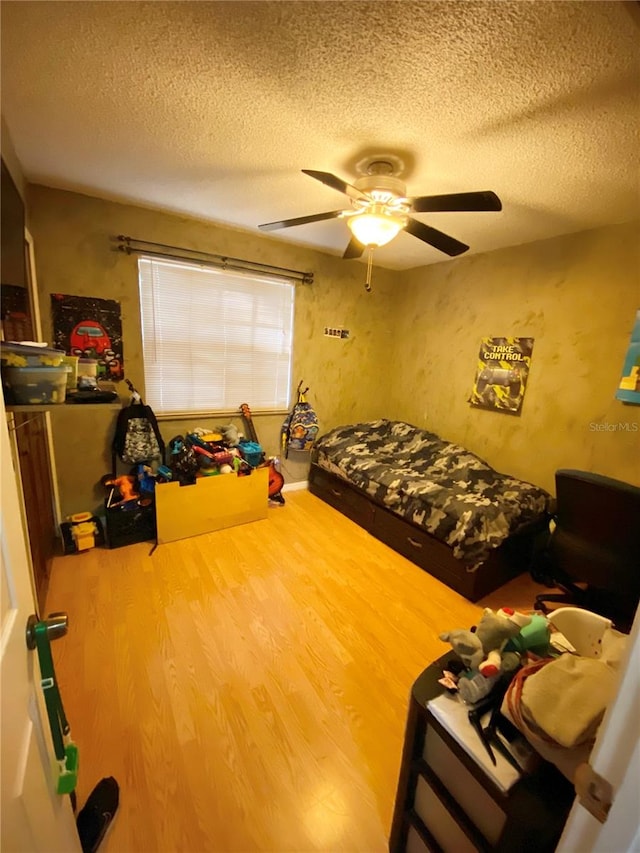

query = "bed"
[309,420,552,601]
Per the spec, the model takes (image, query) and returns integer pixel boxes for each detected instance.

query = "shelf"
[6,403,121,412]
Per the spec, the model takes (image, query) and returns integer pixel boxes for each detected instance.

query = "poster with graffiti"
[51,294,124,381]
[470,337,534,415]
[615,309,640,405]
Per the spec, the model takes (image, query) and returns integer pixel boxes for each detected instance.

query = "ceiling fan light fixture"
[347,209,405,247]
[260,167,500,261]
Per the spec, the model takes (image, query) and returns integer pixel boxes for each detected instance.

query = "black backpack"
[111,391,164,472]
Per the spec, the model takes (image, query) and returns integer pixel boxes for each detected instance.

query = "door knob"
[26,612,69,650]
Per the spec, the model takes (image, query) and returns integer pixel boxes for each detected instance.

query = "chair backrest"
[549,469,640,598]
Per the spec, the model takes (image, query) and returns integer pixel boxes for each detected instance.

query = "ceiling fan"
[258,159,502,260]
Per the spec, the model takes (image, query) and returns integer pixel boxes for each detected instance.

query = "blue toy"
[134,464,156,494]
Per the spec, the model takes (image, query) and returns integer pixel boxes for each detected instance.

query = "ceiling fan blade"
[409,191,502,213]
[258,210,343,232]
[404,217,469,256]
[342,238,365,260]
[301,169,368,202]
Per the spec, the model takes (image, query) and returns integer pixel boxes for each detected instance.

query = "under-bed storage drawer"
[371,507,472,597]
[308,463,528,601]
[308,465,375,530]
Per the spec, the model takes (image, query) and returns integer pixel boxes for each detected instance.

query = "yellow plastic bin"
[61,355,79,391]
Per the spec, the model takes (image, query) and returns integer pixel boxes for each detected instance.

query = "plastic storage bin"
[0,341,66,367]
[2,366,68,404]
[61,355,79,391]
[105,499,157,548]
[77,358,98,378]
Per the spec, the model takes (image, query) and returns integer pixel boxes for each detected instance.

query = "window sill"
[156,408,290,421]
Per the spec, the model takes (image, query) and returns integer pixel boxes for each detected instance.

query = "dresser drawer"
[389,656,574,853]
[406,824,434,853]
[413,775,480,853]
[423,725,506,845]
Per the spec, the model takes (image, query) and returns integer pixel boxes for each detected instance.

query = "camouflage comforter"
[314,420,552,570]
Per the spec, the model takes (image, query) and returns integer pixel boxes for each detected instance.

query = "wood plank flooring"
[46,490,542,853]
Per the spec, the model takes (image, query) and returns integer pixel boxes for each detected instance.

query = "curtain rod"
[115,235,314,285]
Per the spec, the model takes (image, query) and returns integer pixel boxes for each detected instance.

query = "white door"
[557,605,640,852]
[0,397,80,852]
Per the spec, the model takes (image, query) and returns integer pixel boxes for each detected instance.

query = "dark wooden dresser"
[389,654,575,852]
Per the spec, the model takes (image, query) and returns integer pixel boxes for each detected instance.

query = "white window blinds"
[138,257,294,415]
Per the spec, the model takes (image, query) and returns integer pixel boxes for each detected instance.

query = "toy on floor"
[68,512,98,551]
[60,514,105,554]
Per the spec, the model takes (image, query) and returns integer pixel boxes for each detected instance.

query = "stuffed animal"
[438,627,485,672]
[219,423,240,446]
[440,607,532,678]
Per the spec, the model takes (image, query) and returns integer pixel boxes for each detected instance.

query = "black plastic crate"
[104,496,156,549]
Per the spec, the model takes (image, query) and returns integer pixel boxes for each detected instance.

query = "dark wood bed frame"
[308,463,546,602]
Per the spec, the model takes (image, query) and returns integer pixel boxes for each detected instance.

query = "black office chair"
[531,469,640,633]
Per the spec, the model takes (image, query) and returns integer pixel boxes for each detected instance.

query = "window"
[138,257,294,415]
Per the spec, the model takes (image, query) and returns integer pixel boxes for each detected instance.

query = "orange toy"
[102,474,139,504]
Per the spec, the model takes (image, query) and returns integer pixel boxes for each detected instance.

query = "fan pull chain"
[365,247,374,292]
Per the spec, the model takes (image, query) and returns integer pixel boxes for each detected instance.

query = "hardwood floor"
[46,490,542,853]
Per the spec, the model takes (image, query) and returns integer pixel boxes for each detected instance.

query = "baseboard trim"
[282,480,308,493]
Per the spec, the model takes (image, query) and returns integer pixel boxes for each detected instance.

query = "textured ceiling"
[1,0,639,270]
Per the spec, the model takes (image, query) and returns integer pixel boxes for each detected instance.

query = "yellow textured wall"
[25,183,640,515]
[388,222,640,491]
[27,185,398,517]
[1,115,26,199]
